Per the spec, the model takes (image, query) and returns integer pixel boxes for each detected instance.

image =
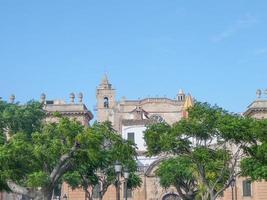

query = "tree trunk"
[209,191,216,200]
[7,181,55,200]
[201,192,209,200]
[43,189,53,200]
[85,189,93,200]
[27,188,53,200]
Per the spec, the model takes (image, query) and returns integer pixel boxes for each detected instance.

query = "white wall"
[122,125,147,151]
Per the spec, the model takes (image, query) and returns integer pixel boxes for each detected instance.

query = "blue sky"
[1,0,267,115]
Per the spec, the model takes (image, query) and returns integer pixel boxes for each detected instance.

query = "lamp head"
[124,170,130,180]
[114,161,122,173]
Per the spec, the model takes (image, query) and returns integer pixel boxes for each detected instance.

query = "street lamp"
[124,168,130,200]
[230,178,236,200]
[115,161,122,200]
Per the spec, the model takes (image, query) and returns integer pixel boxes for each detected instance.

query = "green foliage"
[64,121,141,197]
[127,173,142,189]
[63,171,83,189]
[0,100,44,136]
[0,100,140,199]
[26,172,50,188]
[240,119,267,181]
[144,123,172,156]
[0,117,84,189]
[144,102,250,200]
[0,101,86,195]
[156,157,195,188]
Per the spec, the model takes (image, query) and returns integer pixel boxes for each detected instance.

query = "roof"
[44,103,94,120]
[183,94,194,110]
[121,97,183,106]
[98,74,112,89]
[243,99,267,116]
[121,119,154,126]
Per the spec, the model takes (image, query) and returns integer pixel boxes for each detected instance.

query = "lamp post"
[124,168,130,200]
[231,178,236,200]
[115,161,122,200]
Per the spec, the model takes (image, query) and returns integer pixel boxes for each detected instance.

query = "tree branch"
[7,181,35,198]
[50,143,78,184]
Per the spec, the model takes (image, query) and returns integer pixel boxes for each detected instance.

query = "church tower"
[96,75,116,123]
[177,89,186,102]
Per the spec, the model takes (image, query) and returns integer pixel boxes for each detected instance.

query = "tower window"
[104,97,109,108]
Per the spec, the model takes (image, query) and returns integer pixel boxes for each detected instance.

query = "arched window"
[104,97,109,108]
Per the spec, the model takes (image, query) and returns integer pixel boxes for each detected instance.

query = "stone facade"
[94,75,193,200]
[3,83,267,200]
[218,89,267,200]
[96,75,188,132]
[42,93,93,126]
[0,94,93,200]
[94,78,267,200]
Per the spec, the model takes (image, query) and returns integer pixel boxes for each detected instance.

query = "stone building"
[3,80,267,200]
[222,89,267,200]
[41,92,93,126]
[93,75,193,200]
[214,89,267,200]
[94,77,267,200]
[41,93,94,200]
[0,93,93,200]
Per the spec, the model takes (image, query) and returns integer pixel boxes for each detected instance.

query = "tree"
[0,114,86,199]
[0,100,45,194]
[0,101,93,199]
[156,157,198,200]
[0,101,141,200]
[64,121,142,200]
[144,102,246,200]
[240,118,267,181]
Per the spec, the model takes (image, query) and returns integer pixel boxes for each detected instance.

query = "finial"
[9,94,15,104]
[40,93,46,103]
[256,89,262,99]
[78,92,83,103]
[70,93,75,104]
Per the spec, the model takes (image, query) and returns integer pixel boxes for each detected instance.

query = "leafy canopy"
[144,102,251,200]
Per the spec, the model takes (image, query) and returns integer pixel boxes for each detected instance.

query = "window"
[46,100,54,105]
[150,114,164,123]
[243,180,251,197]
[124,182,132,198]
[127,132,135,143]
[92,184,100,198]
[104,97,109,108]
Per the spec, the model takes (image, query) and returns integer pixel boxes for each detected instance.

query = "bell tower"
[96,75,116,123]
